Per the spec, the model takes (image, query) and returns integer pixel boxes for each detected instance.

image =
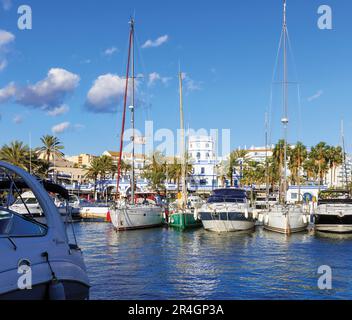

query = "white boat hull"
[263,205,309,234]
[314,203,352,234]
[315,224,352,233]
[199,201,255,233]
[110,205,164,231]
[201,219,255,232]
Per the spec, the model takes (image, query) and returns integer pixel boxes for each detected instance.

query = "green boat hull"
[168,212,202,230]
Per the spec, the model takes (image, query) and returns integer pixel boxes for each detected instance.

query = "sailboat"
[262,0,309,235]
[168,71,202,230]
[110,18,164,231]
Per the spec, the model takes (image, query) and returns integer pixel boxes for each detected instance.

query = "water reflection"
[75,223,352,300]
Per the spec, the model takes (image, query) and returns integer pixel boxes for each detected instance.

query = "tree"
[326,146,343,186]
[227,150,248,187]
[142,152,167,191]
[0,141,48,177]
[0,141,30,169]
[37,135,64,164]
[310,142,330,185]
[84,157,102,199]
[289,142,307,185]
[273,140,290,201]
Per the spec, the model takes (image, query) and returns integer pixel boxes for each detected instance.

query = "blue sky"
[0,0,351,156]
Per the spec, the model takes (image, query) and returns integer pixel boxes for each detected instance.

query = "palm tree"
[273,140,289,201]
[84,157,102,200]
[141,152,170,191]
[37,135,64,164]
[98,156,113,181]
[227,150,248,187]
[289,142,307,185]
[326,146,343,186]
[0,141,30,169]
[310,142,330,185]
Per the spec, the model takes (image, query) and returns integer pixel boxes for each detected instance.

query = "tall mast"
[281,0,289,204]
[341,120,349,190]
[130,18,136,204]
[265,113,270,204]
[179,70,187,210]
[116,18,133,201]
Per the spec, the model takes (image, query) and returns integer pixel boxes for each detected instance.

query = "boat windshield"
[207,189,247,203]
[0,209,47,238]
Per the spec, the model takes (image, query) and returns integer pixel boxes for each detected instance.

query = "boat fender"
[302,215,307,224]
[244,208,249,219]
[252,210,258,220]
[264,214,269,225]
[48,279,66,300]
[106,211,111,223]
[258,213,264,223]
[42,252,66,300]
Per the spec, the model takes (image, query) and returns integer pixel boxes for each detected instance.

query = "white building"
[245,146,274,163]
[188,135,219,192]
[326,154,352,188]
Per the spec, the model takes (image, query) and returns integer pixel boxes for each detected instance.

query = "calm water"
[73,223,352,300]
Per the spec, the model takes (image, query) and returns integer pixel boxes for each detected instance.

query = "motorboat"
[314,190,352,234]
[199,188,255,232]
[262,204,309,234]
[0,161,89,300]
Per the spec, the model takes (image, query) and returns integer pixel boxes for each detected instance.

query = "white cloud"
[15,68,80,110]
[52,121,84,134]
[142,35,168,49]
[0,59,7,71]
[0,82,16,103]
[1,0,12,11]
[85,73,138,113]
[182,73,202,92]
[80,59,91,64]
[52,122,71,134]
[0,30,15,48]
[148,72,172,87]
[47,104,70,117]
[307,90,323,102]
[104,47,118,56]
[13,115,23,124]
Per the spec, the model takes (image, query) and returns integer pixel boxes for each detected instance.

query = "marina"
[0,0,351,302]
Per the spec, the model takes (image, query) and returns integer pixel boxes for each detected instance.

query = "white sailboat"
[262,0,309,235]
[110,18,163,231]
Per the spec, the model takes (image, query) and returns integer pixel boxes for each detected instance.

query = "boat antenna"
[116,18,134,201]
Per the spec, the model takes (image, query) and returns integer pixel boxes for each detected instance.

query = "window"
[201,167,205,174]
[206,143,210,148]
[291,193,298,200]
[206,153,210,158]
[0,210,47,237]
[197,152,201,159]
